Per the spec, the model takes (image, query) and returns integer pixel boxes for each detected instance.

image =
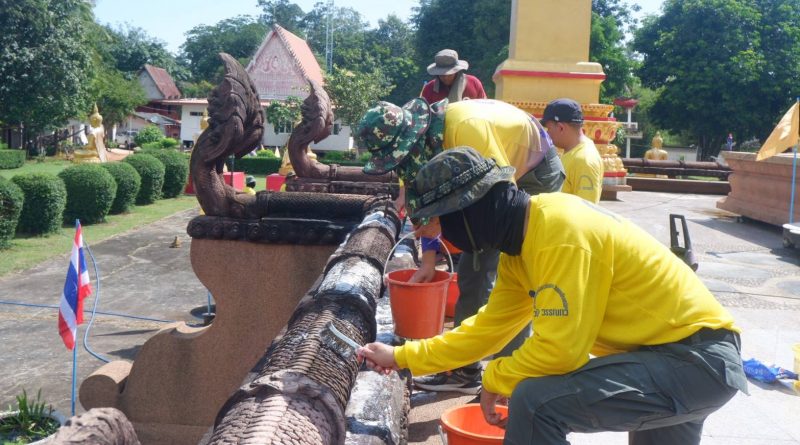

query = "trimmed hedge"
[11,173,67,235]
[59,164,117,225]
[234,157,282,175]
[146,149,188,198]
[124,154,165,205]
[0,149,25,169]
[101,162,141,214]
[0,177,24,248]
[160,137,178,148]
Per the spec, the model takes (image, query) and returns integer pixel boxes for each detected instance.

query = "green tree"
[89,67,148,128]
[366,15,419,104]
[412,0,511,98]
[180,15,268,82]
[258,0,305,35]
[100,25,189,81]
[633,0,799,159]
[590,0,640,102]
[264,96,303,133]
[0,0,94,134]
[325,66,394,128]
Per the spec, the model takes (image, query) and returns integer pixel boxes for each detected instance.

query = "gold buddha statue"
[645,132,668,161]
[73,104,107,163]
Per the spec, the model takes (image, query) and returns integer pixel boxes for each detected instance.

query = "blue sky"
[93,0,665,55]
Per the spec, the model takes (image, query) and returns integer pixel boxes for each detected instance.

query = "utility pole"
[325,0,334,72]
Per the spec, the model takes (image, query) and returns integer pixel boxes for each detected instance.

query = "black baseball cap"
[541,98,584,124]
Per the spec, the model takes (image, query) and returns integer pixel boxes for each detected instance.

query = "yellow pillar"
[494,0,605,106]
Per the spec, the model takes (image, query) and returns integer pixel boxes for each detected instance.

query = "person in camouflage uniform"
[355,97,565,395]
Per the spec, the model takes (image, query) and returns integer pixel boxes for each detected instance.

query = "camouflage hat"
[408,147,515,220]
[355,98,430,175]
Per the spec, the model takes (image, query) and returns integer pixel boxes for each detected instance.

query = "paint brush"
[322,321,362,359]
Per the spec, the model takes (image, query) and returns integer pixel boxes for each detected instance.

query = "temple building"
[164,24,351,151]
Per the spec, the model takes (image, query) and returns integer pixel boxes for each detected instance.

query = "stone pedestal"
[717,151,800,226]
[80,239,337,445]
[492,0,629,199]
[493,0,604,104]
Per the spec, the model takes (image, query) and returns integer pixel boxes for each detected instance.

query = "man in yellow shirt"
[359,147,747,445]
[541,98,604,203]
[355,98,564,394]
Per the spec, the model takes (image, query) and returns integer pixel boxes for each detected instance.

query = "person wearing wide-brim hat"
[358,147,747,445]
[421,49,486,104]
[355,95,565,396]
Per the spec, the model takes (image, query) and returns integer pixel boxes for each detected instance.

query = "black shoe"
[413,369,481,395]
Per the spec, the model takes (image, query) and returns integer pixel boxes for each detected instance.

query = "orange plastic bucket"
[440,403,507,444]
[387,269,452,339]
[445,273,460,318]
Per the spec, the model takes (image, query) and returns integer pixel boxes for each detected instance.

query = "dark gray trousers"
[504,334,746,445]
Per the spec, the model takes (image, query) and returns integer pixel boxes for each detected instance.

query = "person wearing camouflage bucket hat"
[355,97,431,175]
[359,148,747,444]
[357,98,566,396]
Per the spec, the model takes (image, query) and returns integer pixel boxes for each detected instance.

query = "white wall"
[261,121,353,152]
[179,104,207,145]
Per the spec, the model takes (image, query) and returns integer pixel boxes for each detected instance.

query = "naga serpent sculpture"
[191,53,398,220]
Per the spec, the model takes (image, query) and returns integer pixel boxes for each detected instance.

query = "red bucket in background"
[445,272,459,318]
[386,269,452,339]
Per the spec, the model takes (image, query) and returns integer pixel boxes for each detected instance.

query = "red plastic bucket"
[440,403,507,444]
[386,269,452,339]
[445,272,460,318]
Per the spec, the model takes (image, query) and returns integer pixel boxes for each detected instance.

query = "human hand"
[357,342,399,375]
[409,250,437,283]
[413,217,441,238]
[480,388,508,428]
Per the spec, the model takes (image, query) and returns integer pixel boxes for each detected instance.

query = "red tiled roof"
[143,64,181,100]
[271,24,324,85]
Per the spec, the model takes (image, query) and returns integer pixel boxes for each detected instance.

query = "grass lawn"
[0,195,198,277]
[0,159,72,179]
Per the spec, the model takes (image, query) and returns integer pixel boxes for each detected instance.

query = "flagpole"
[792,98,800,225]
[71,341,77,416]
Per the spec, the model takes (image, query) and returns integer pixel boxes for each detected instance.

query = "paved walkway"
[1,192,799,445]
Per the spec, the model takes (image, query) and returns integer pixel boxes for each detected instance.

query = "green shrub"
[11,173,66,235]
[141,141,163,150]
[160,137,179,148]
[256,149,279,159]
[133,125,164,146]
[124,154,165,204]
[234,157,282,175]
[147,149,188,198]
[59,164,117,225]
[0,149,26,169]
[101,162,141,214]
[0,177,24,248]
[321,150,355,162]
[358,152,371,163]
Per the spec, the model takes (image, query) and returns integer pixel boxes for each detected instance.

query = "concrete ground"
[1,191,799,445]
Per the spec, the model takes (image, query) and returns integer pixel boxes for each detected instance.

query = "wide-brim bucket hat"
[355,98,431,175]
[427,49,469,76]
[408,147,515,219]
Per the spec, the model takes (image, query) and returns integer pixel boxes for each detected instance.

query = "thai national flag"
[58,221,92,350]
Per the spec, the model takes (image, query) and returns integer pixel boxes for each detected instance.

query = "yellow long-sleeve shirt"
[560,135,603,203]
[394,193,738,396]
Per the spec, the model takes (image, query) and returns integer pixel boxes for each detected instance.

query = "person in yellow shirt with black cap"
[542,98,604,203]
[358,147,747,445]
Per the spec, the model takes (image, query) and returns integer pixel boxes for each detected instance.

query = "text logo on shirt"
[530,284,569,317]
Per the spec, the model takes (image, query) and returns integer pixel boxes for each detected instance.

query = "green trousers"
[504,331,747,445]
